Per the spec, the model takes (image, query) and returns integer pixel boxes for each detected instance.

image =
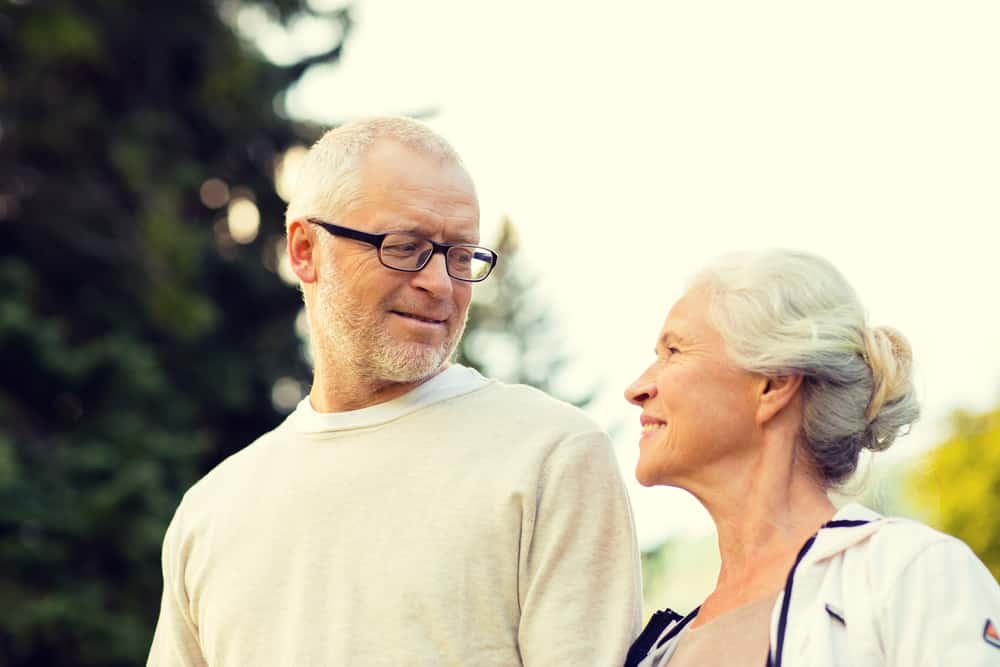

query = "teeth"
[642,423,666,434]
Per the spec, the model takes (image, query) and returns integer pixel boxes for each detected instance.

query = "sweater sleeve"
[881,536,1000,667]
[517,430,643,666]
[147,502,208,667]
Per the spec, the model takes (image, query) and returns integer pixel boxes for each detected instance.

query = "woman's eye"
[658,346,679,360]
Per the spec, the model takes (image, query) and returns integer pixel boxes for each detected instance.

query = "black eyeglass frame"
[306,218,499,283]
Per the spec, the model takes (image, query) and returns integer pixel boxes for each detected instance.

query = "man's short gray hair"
[690,249,921,487]
[285,116,464,228]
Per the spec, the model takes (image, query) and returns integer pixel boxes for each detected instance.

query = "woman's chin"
[635,463,666,487]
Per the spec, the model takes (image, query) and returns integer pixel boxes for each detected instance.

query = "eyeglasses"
[307,218,499,283]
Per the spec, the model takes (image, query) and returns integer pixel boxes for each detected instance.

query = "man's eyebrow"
[381,222,478,244]
[380,222,423,235]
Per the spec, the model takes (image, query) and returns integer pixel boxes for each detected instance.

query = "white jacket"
[626,504,1000,666]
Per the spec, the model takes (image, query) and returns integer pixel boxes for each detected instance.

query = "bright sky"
[249,0,1000,548]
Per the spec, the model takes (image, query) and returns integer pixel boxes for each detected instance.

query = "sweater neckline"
[288,364,490,433]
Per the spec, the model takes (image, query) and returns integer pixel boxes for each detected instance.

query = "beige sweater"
[149,369,642,666]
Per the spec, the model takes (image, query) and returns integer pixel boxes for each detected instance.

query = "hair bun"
[862,326,912,422]
[861,325,918,449]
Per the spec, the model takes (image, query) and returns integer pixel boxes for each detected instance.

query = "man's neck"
[308,366,447,413]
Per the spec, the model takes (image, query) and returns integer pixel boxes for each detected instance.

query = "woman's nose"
[624,371,657,406]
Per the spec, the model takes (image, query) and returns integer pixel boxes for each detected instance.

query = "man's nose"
[410,251,454,297]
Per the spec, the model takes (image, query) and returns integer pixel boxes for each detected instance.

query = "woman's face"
[625,289,763,488]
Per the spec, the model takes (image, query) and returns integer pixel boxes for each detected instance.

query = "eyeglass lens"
[380,234,493,281]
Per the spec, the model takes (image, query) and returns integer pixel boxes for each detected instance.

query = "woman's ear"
[757,374,804,426]
[287,219,318,284]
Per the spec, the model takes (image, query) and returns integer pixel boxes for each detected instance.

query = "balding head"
[286,116,469,228]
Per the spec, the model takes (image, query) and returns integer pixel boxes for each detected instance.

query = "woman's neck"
[685,445,836,621]
[710,481,834,593]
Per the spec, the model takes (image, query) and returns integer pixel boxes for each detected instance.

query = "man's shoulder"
[446,379,602,430]
[180,419,290,510]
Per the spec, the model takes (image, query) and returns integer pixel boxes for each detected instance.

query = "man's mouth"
[391,311,447,325]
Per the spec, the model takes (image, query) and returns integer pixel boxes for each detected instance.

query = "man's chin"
[374,342,452,384]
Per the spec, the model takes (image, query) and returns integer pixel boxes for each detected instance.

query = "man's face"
[311,140,480,385]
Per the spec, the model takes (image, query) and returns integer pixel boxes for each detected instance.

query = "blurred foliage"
[639,533,720,621]
[0,1,349,665]
[639,539,677,620]
[908,405,1000,579]
[456,217,596,409]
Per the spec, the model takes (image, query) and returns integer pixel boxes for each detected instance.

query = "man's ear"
[757,374,804,426]
[287,219,318,284]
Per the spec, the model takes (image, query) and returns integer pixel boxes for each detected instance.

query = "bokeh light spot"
[227,197,260,244]
[275,144,308,203]
[199,178,230,209]
[271,376,304,412]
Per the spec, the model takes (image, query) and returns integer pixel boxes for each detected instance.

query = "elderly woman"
[623,250,999,667]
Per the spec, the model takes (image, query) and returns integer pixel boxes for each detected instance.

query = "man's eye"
[450,250,473,265]
[383,242,420,255]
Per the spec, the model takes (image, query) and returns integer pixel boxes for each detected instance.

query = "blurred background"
[1,1,998,664]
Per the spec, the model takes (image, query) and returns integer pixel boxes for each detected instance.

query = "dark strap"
[823,519,871,529]
[624,608,684,667]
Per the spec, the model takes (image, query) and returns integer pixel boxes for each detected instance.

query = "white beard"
[310,270,466,386]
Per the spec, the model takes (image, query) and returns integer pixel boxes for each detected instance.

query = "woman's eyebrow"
[658,331,689,348]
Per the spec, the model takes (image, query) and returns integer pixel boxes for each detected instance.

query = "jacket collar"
[803,503,885,565]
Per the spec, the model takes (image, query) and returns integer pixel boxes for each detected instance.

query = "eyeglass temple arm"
[307,219,385,247]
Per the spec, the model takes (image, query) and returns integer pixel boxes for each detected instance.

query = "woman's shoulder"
[860,508,971,560]
[831,503,990,587]
[833,507,1000,664]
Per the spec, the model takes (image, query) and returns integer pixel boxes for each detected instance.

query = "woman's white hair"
[690,249,920,487]
[285,116,464,228]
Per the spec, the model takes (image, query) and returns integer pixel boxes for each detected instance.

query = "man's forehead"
[348,144,479,236]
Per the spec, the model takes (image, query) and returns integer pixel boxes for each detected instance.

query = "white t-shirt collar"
[288,364,490,433]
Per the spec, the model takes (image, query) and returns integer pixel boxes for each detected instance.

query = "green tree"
[0,2,348,664]
[908,405,1000,579]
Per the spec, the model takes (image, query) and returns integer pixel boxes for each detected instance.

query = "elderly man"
[148,117,642,666]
